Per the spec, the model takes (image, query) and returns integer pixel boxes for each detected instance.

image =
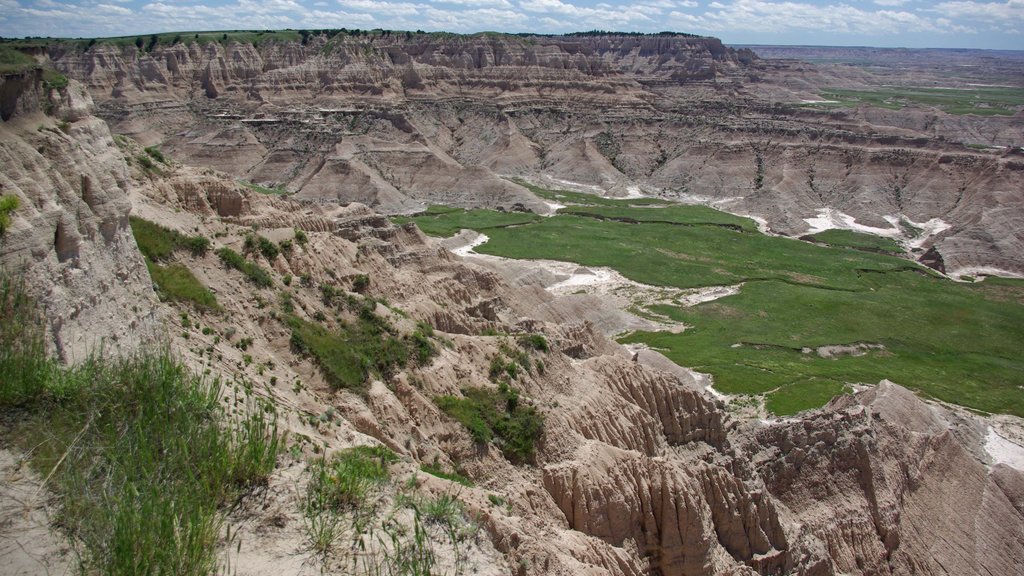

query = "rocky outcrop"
[0,73,160,361]
[745,382,1024,575]
[34,33,1024,273]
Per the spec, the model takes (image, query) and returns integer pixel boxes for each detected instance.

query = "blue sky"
[1,0,1021,49]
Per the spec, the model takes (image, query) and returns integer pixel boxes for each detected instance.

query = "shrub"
[294,228,308,246]
[518,333,549,352]
[143,146,166,163]
[287,311,430,393]
[352,274,370,293]
[435,385,543,462]
[0,195,19,236]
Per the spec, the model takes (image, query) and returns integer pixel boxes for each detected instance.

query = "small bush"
[143,146,166,163]
[306,445,397,512]
[518,333,549,352]
[294,228,308,246]
[435,385,543,462]
[352,274,370,293]
[184,235,211,256]
[0,195,19,236]
[257,235,279,260]
[287,313,411,393]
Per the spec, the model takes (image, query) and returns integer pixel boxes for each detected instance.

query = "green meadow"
[396,187,1024,417]
[810,86,1024,116]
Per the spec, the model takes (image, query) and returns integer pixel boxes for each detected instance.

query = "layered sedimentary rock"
[0,72,160,361]
[37,33,1024,275]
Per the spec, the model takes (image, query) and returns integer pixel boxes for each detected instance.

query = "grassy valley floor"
[396,186,1024,416]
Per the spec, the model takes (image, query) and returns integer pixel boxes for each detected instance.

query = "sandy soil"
[0,449,72,576]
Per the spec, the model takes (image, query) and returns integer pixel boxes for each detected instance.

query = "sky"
[0,0,1021,50]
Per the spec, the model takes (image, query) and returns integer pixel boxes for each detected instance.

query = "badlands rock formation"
[2,42,1023,576]
[33,32,1024,276]
[0,72,160,361]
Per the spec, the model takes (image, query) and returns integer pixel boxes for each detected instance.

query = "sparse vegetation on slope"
[216,246,273,287]
[0,195,19,236]
[130,216,218,309]
[0,275,280,574]
[286,307,436,393]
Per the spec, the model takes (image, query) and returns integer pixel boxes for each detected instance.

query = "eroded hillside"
[2,69,1023,575]
[28,31,1024,277]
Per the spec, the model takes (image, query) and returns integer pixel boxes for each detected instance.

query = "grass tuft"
[0,277,280,574]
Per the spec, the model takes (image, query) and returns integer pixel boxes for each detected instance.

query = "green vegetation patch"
[807,229,903,254]
[129,217,217,309]
[392,205,542,237]
[811,86,1024,116]
[0,45,36,73]
[306,445,398,512]
[419,463,474,487]
[510,177,673,207]
[435,384,543,462]
[144,260,220,311]
[559,203,758,231]
[476,214,917,290]
[0,195,19,236]
[404,197,1024,416]
[129,216,210,261]
[216,247,273,288]
[621,272,1024,416]
[0,276,280,574]
[286,310,436,393]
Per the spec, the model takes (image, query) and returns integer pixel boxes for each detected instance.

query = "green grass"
[509,178,673,207]
[403,200,1024,416]
[129,216,209,261]
[286,309,435,393]
[419,463,474,487]
[216,247,273,288]
[0,45,36,73]
[0,277,280,574]
[129,217,217,309]
[807,229,903,253]
[392,206,542,237]
[810,86,1024,116]
[559,203,758,231]
[475,214,918,290]
[145,260,220,311]
[307,446,398,512]
[0,195,19,236]
[435,384,544,462]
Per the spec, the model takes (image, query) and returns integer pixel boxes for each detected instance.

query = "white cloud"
[675,0,971,35]
[873,0,911,6]
[929,1,1024,29]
